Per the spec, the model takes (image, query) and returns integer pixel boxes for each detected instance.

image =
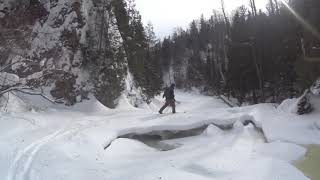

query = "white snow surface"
[268,94,320,144]
[0,72,20,86]
[0,90,317,180]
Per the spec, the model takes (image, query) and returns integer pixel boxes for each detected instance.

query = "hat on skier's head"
[170,83,175,88]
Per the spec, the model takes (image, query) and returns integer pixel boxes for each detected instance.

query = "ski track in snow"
[6,119,99,180]
[7,129,63,180]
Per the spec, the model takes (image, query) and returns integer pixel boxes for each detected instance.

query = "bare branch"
[0,59,33,72]
[0,86,31,95]
[0,86,56,104]
[14,89,56,104]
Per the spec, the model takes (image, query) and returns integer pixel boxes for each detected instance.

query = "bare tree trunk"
[252,90,258,104]
[250,42,264,99]
[220,33,227,86]
[214,46,220,86]
[220,0,229,88]
[269,0,275,15]
[274,0,280,15]
[98,8,105,53]
[249,0,257,16]
[0,87,56,103]
[252,0,257,16]
[220,0,230,34]
[249,0,254,16]
[208,48,215,84]
[104,4,111,51]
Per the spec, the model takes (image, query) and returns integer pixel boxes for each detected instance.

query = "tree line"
[150,0,320,104]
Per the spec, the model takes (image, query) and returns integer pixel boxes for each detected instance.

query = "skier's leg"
[171,100,176,113]
[159,101,169,114]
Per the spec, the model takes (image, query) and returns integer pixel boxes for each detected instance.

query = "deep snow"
[0,90,318,180]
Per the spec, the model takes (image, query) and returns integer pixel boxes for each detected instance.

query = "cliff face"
[0,0,128,107]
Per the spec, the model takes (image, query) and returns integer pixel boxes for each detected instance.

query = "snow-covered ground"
[0,90,318,180]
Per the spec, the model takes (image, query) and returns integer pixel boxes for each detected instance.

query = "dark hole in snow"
[105,121,265,151]
[119,126,210,151]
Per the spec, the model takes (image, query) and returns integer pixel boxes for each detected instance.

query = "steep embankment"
[0,0,134,107]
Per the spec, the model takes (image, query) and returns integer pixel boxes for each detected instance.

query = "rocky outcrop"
[0,0,127,107]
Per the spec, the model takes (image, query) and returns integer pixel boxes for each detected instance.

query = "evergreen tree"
[152,0,320,104]
[111,0,162,100]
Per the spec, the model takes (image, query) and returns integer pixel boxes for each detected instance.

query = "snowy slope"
[0,91,313,180]
[263,94,320,144]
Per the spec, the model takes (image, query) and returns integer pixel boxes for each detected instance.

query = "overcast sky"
[135,0,268,38]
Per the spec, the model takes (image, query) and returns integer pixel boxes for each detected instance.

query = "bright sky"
[135,0,269,38]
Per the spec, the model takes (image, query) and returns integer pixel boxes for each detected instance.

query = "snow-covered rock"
[202,124,223,136]
[0,92,32,112]
[277,98,298,113]
[0,72,20,86]
[278,90,313,115]
[121,70,148,108]
[311,78,320,95]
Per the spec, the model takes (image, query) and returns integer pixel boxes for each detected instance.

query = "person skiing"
[159,83,176,114]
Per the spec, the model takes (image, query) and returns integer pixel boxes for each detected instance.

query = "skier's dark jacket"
[163,86,175,100]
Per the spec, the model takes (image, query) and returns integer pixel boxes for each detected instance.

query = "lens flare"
[279,0,320,40]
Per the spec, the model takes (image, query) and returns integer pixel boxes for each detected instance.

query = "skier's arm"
[163,88,168,98]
